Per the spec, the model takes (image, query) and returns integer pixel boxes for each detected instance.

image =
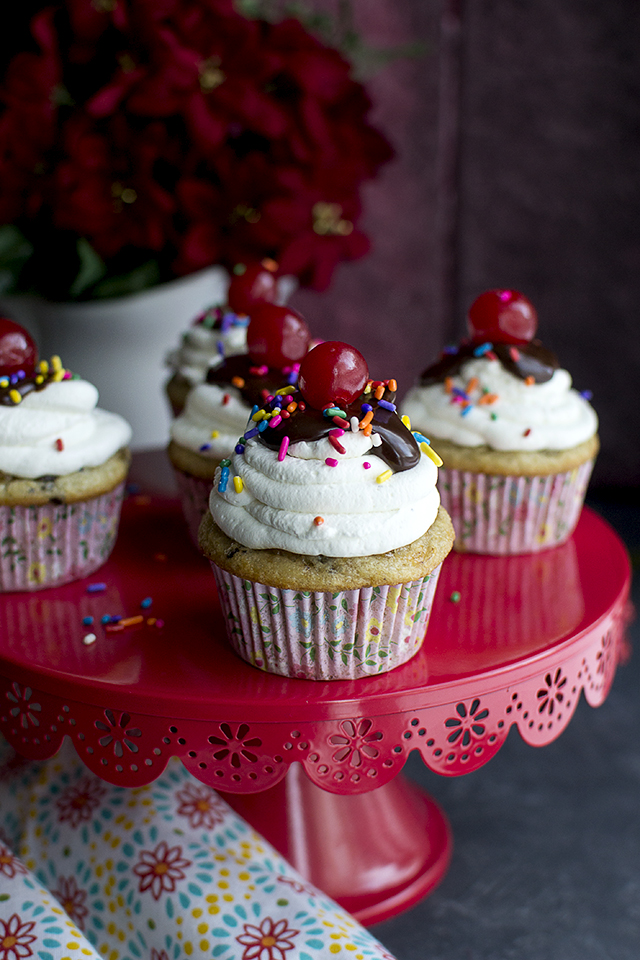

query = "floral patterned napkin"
[0,738,395,960]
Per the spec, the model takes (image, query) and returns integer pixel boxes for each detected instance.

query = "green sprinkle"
[220,458,232,467]
[233,263,247,275]
[450,591,461,603]
[490,412,498,420]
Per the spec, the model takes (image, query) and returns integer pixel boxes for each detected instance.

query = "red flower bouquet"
[0,0,392,300]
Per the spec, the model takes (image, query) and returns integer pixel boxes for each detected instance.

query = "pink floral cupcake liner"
[0,482,126,592]
[437,459,594,555]
[172,468,215,547]
[211,564,444,680]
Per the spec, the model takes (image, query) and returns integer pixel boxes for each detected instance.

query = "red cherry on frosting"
[298,341,369,410]
[0,318,37,376]
[467,289,538,345]
[247,303,310,370]
[227,262,278,316]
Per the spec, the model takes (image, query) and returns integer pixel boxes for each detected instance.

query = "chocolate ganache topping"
[206,354,298,408]
[0,358,72,406]
[242,381,421,474]
[419,339,559,387]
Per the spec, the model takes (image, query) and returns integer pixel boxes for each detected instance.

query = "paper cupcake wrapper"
[438,459,594,555]
[211,564,443,680]
[0,482,126,592]
[172,468,216,548]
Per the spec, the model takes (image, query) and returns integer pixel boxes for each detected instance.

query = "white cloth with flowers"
[0,739,395,960]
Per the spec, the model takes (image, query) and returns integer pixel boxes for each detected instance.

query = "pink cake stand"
[0,497,630,925]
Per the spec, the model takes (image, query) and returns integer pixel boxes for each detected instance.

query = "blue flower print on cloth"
[0,738,397,960]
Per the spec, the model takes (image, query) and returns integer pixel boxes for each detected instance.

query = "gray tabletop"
[372,494,640,960]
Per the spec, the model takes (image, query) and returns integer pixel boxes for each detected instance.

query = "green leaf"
[92,259,161,298]
[341,598,348,611]
[0,224,33,293]
[69,238,106,298]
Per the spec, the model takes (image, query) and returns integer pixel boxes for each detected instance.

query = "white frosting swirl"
[402,357,597,451]
[166,277,297,386]
[0,380,132,478]
[170,382,251,461]
[166,319,248,386]
[209,430,441,557]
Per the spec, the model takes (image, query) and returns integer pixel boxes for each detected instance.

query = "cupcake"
[199,341,454,680]
[402,289,599,554]
[169,303,311,545]
[0,318,132,591]
[165,260,288,416]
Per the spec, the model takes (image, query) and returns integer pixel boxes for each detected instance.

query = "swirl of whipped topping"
[209,430,440,557]
[402,356,598,451]
[0,379,132,478]
[170,382,251,460]
[166,318,248,386]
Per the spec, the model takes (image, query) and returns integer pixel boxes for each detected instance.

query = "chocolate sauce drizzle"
[419,339,558,386]
[207,355,297,409]
[256,385,420,474]
[0,365,62,406]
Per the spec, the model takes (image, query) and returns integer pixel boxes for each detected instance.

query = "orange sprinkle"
[119,615,144,628]
[388,379,397,392]
[231,376,245,389]
[466,377,479,393]
[477,392,499,405]
[374,384,385,400]
[363,424,372,437]
[444,377,453,394]
[313,516,324,526]
[286,402,297,413]
[359,410,374,428]
[525,376,535,386]
[261,257,278,272]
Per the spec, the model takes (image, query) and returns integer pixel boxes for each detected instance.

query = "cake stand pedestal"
[0,497,630,925]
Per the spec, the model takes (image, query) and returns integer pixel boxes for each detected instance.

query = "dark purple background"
[291,0,640,488]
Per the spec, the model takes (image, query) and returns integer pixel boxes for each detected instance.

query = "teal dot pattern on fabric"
[0,738,396,960]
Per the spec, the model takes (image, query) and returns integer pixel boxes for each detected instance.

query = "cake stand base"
[221,764,452,925]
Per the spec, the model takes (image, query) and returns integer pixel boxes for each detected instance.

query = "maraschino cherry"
[247,303,310,371]
[468,289,537,345]
[298,341,368,410]
[227,261,278,316]
[0,318,37,376]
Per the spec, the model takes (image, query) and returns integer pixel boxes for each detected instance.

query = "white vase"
[0,265,229,450]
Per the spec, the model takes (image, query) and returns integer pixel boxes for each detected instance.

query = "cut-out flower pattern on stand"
[208,723,262,768]
[5,684,41,730]
[444,699,489,748]
[94,709,142,757]
[329,719,383,768]
[537,669,567,716]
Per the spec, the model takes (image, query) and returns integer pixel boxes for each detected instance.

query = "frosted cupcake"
[0,318,132,591]
[169,303,311,545]
[199,341,454,680]
[402,289,599,554]
[165,260,287,416]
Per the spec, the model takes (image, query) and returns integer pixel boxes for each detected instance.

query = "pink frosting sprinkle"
[363,461,371,469]
[325,458,339,467]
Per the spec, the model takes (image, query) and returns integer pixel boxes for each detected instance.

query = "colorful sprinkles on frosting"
[0,354,73,406]
[217,376,444,525]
